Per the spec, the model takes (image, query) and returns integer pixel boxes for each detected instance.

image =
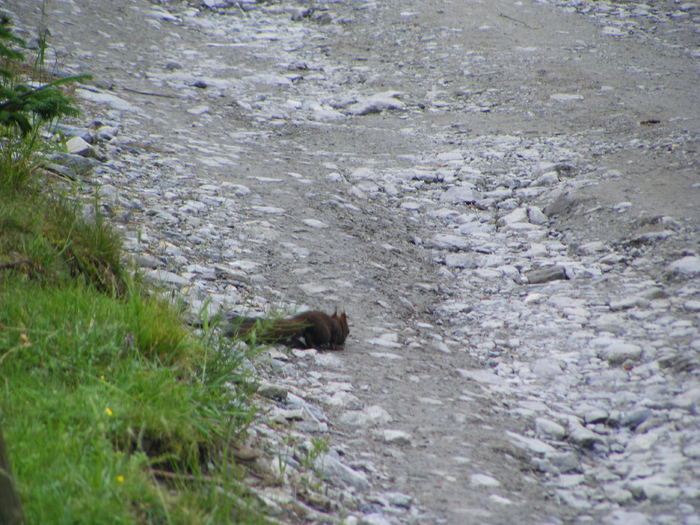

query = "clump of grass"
[0,183,126,294]
[0,276,266,524]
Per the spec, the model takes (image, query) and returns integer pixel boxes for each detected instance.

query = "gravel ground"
[6,0,699,523]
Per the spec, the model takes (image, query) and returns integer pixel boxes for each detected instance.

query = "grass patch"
[1,272,267,524]
[0,14,269,523]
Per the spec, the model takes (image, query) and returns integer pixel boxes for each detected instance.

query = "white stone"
[469,473,501,487]
[578,241,607,254]
[440,184,479,203]
[302,218,329,229]
[326,391,363,409]
[535,418,567,440]
[601,26,626,37]
[598,341,642,365]
[506,431,556,454]
[347,91,405,115]
[76,88,140,112]
[66,136,92,155]
[527,206,548,225]
[315,451,370,491]
[488,494,512,505]
[143,269,190,288]
[349,167,375,180]
[669,256,700,276]
[550,93,584,102]
[380,429,412,445]
[498,207,528,226]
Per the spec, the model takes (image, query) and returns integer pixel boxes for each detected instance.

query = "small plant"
[302,436,330,470]
[0,14,88,187]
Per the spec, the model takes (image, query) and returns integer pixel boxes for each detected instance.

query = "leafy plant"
[0,13,88,187]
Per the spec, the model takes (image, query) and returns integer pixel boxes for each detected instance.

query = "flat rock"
[379,429,412,445]
[668,256,700,277]
[525,266,567,284]
[598,341,642,365]
[315,451,370,491]
[440,184,479,204]
[347,91,406,115]
[469,473,501,487]
[506,431,556,455]
[535,417,567,440]
[143,269,190,288]
[339,405,392,427]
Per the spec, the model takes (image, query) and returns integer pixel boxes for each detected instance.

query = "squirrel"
[224,310,349,350]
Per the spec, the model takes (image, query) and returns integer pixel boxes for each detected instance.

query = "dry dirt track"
[7,0,700,523]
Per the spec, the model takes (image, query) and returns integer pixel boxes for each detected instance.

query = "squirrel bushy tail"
[224,310,349,350]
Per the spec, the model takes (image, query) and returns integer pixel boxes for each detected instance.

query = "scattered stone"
[506,431,556,455]
[550,93,584,102]
[525,266,567,284]
[143,269,190,288]
[379,430,412,446]
[257,381,288,401]
[339,406,392,427]
[315,451,370,491]
[598,341,642,365]
[469,473,501,487]
[535,417,567,440]
[668,256,700,277]
[440,184,480,204]
[346,92,406,115]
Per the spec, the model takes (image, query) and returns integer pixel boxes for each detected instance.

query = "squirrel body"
[225,310,349,350]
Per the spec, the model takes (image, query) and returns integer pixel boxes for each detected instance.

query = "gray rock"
[609,296,648,311]
[535,417,567,440]
[621,408,652,429]
[315,450,370,491]
[525,266,567,284]
[49,153,99,176]
[440,184,479,204]
[582,408,609,425]
[506,431,556,455]
[347,91,406,115]
[143,269,190,288]
[568,421,603,449]
[379,429,412,446]
[598,341,642,365]
[543,190,583,217]
[326,391,363,410]
[671,387,700,412]
[668,256,700,277]
[384,491,412,508]
[257,381,288,401]
[577,241,607,255]
[339,405,392,427]
[683,300,700,312]
[51,123,92,141]
[498,207,528,226]
[428,234,471,251]
[469,473,501,487]
[603,510,651,525]
[76,88,140,113]
[527,206,548,225]
[444,253,477,269]
[359,513,393,525]
[546,451,580,473]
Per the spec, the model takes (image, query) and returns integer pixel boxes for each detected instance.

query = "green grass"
[0,17,270,521]
[0,172,268,524]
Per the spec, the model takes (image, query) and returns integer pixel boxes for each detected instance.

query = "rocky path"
[8,0,700,523]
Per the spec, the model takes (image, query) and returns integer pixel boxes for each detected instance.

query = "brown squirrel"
[224,310,349,350]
